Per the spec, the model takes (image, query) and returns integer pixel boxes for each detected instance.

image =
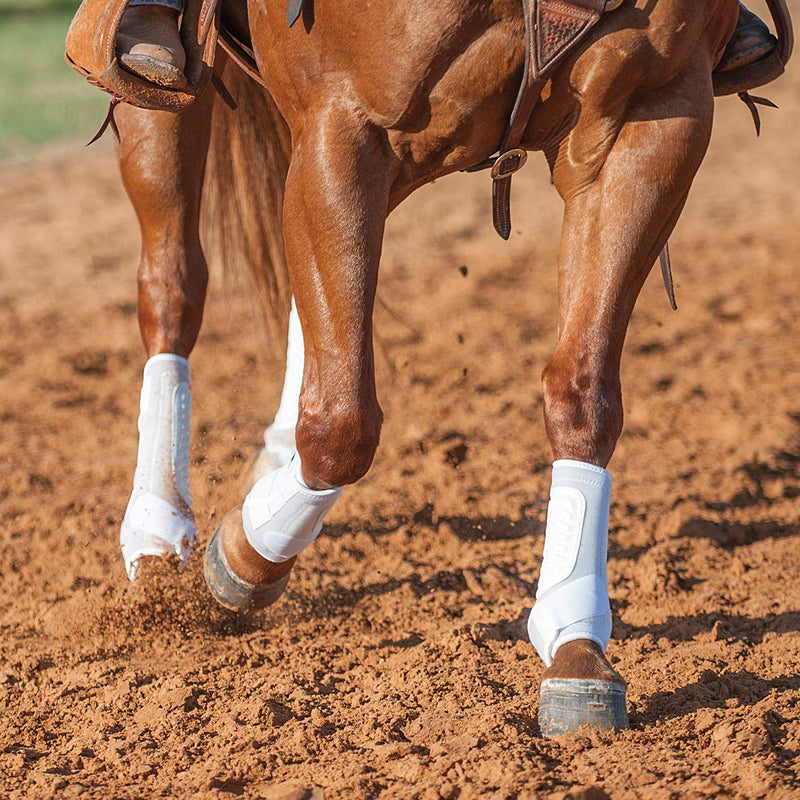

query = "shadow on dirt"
[325,502,544,543]
[621,610,800,645]
[635,669,800,723]
[475,607,530,643]
[286,560,536,623]
[677,517,800,549]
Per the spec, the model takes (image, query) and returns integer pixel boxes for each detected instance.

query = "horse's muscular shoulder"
[249,0,523,174]
[524,0,736,161]
[567,0,737,103]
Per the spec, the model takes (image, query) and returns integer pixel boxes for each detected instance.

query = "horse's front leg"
[531,57,715,735]
[114,85,215,579]
[205,105,391,610]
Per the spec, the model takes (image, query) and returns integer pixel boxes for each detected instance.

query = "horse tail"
[202,61,292,341]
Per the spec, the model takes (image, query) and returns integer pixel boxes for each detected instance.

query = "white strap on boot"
[242,454,342,563]
[528,459,613,666]
[120,354,197,580]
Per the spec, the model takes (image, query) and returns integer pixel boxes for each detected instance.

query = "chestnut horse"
[113,0,757,736]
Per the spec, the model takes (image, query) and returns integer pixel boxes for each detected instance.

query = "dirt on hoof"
[1,61,800,797]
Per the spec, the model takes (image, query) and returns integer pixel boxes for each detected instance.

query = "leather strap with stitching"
[481,0,609,239]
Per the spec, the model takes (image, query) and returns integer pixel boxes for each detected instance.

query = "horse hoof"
[204,524,290,612]
[538,678,628,737]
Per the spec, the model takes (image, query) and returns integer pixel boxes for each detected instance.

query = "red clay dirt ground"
[1,37,800,800]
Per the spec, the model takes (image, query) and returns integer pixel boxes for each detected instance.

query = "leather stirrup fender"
[65,0,221,112]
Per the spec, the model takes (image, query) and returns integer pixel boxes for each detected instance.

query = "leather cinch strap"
[475,0,609,239]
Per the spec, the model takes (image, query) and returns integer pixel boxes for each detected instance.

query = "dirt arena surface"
[2,52,800,800]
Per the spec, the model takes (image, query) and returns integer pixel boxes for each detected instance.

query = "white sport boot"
[120,354,197,579]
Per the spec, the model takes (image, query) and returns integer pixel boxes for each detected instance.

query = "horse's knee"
[296,399,383,487]
[541,350,622,466]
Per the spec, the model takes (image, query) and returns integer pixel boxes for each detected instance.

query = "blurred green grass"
[0,1,108,157]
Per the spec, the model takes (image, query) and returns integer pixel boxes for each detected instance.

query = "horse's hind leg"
[114,89,215,579]
[531,58,714,735]
[240,298,304,494]
[263,298,303,465]
[204,105,390,611]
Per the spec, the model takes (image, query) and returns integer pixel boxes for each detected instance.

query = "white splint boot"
[528,459,613,666]
[120,354,197,580]
[264,297,304,469]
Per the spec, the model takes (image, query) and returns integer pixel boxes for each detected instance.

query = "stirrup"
[713,0,794,97]
[65,0,220,112]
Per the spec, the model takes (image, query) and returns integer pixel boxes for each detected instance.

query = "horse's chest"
[382,19,525,179]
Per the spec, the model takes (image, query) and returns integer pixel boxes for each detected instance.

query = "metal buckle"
[490,148,528,180]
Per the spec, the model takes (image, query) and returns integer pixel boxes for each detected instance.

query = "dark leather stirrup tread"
[65,0,221,113]
[713,0,794,97]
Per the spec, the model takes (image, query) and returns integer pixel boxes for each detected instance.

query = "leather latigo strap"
[487,0,608,239]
